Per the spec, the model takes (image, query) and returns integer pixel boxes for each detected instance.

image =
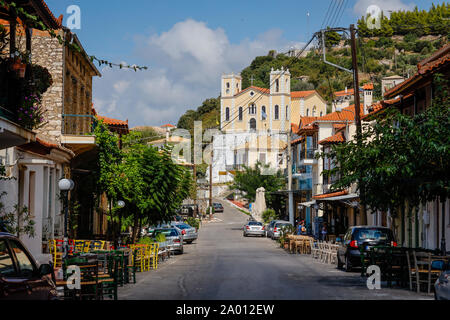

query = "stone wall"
[31,31,64,143]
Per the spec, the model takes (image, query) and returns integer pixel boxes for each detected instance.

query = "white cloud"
[353,0,416,17]
[93,19,303,127]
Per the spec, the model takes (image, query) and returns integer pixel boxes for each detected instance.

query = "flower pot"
[10,59,26,78]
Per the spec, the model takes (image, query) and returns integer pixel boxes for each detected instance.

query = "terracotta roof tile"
[334,88,355,97]
[291,136,305,145]
[333,123,347,132]
[97,115,128,127]
[363,83,374,90]
[235,86,270,97]
[313,190,348,200]
[291,90,316,98]
[291,123,299,133]
[315,104,363,122]
[161,124,176,128]
[319,131,346,145]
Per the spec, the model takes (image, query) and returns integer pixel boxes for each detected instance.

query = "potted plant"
[10,57,26,78]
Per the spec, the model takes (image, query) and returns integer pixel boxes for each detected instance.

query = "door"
[6,239,52,300]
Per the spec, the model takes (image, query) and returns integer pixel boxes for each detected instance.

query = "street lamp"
[58,178,74,260]
[117,200,125,248]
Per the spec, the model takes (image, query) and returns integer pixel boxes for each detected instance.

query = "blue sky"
[45,0,438,127]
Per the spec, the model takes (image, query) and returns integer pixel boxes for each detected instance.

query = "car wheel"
[179,248,184,254]
[186,240,193,244]
[345,255,352,272]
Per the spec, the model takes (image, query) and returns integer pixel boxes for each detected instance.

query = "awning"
[299,200,316,207]
[321,193,359,201]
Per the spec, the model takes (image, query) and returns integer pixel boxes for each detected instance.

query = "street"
[119,200,432,300]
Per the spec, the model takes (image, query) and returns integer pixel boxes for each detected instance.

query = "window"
[238,107,243,121]
[306,109,309,116]
[8,240,35,278]
[275,79,279,92]
[0,240,16,278]
[261,106,266,120]
[225,107,230,121]
[226,82,230,89]
[312,106,316,117]
[249,104,256,115]
[286,105,289,119]
[320,111,323,117]
[274,105,279,120]
[249,118,256,131]
[259,153,266,164]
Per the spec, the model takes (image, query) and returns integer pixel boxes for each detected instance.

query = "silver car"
[270,221,293,240]
[243,221,265,237]
[435,270,450,300]
[153,227,184,254]
[266,220,286,238]
[171,222,198,244]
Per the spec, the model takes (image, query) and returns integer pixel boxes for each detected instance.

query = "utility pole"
[209,151,213,221]
[287,128,294,225]
[350,24,367,225]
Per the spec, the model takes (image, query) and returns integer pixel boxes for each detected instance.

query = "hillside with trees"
[176,3,449,132]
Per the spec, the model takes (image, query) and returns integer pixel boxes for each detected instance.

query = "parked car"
[337,226,397,272]
[213,203,224,213]
[435,267,450,300]
[243,221,265,237]
[270,221,294,240]
[152,227,184,254]
[0,232,57,300]
[266,220,285,238]
[170,222,198,244]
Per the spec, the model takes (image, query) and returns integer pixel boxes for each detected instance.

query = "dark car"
[0,232,57,300]
[337,226,397,272]
[213,203,224,213]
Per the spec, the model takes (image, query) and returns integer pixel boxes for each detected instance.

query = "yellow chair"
[130,245,146,272]
[49,239,63,268]
[150,243,159,270]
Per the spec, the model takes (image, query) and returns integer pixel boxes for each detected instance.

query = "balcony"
[0,76,36,149]
[61,114,96,155]
[298,148,318,166]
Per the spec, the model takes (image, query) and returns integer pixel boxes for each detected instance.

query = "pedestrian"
[296,221,302,235]
[321,224,328,241]
[300,221,307,235]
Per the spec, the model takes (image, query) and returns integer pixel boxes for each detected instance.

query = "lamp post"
[58,178,74,260]
[117,200,125,248]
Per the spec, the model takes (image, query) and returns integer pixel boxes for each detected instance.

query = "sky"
[45,0,438,127]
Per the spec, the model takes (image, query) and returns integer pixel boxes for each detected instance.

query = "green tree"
[230,162,285,209]
[321,74,449,226]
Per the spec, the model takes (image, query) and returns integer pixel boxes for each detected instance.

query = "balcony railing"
[300,149,317,160]
[62,114,95,136]
[226,164,245,171]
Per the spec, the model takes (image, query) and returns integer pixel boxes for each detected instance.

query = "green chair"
[99,254,118,300]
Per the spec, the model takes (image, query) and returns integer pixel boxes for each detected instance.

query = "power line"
[321,1,334,30]
[324,0,339,28]
[332,0,347,27]
[329,0,344,28]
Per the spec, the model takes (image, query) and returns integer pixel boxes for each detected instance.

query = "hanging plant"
[17,94,45,130]
[30,64,53,95]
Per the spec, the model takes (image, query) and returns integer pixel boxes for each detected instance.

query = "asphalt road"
[119,199,432,300]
